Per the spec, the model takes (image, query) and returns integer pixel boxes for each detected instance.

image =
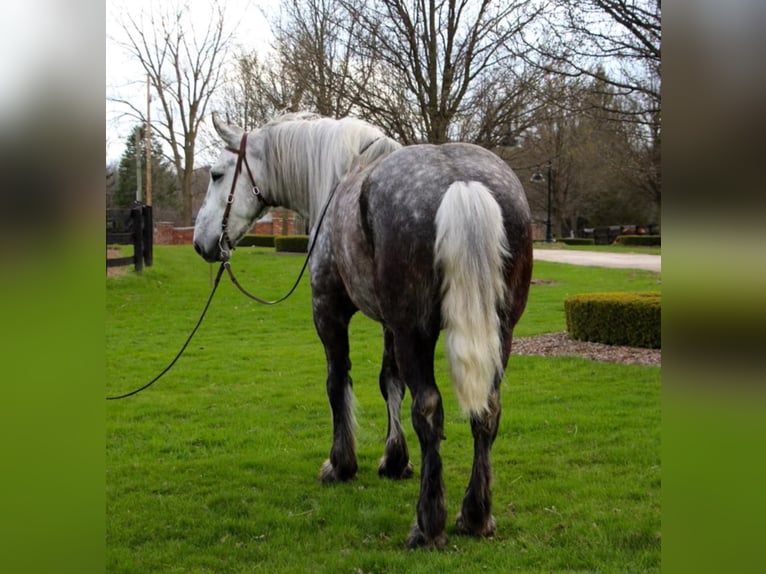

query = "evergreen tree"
[116,124,177,209]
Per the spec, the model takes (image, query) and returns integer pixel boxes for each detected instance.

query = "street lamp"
[530,160,553,243]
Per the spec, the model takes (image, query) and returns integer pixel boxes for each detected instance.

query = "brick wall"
[154,209,307,245]
[154,222,195,245]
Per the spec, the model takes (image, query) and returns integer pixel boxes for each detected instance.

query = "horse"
[193,111,533,548]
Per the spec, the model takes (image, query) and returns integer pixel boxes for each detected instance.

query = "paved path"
[533,249,661,272]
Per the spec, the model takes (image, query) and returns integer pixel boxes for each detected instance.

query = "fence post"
[142,205,153,267]
[131,205,144,272]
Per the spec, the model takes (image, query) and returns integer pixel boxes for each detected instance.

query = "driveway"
[533,248,661,272]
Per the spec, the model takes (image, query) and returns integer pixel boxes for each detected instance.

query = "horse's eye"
[211,171,223,183]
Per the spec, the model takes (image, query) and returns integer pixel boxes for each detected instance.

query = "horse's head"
[193,113,270,262]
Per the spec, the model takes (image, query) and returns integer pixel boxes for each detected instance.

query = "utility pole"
[143,74,154,267]
[145,74,152,207]
[134,129,142,203]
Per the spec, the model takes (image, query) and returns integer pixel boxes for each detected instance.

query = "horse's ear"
[212,112,244,147]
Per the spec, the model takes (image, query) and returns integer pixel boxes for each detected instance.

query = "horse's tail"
[434,181,510,416]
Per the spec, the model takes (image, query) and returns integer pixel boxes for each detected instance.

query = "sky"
[105,0,278,165]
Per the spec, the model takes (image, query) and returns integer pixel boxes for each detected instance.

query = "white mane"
[258,113,401,225]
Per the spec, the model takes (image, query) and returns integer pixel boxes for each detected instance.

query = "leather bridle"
[219,132,269,257]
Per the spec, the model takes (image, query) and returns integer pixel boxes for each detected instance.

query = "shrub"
[559,237,595,246]
[565,291,661,348]
[614,235,661,247]
[275,235,309,253]
[239,234,276,247]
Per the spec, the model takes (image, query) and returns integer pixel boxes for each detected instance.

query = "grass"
[533,242,661,255]
[107,246,661,573]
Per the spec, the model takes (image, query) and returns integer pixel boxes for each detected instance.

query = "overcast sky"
[105,0,277,165]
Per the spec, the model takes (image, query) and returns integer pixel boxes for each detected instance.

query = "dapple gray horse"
[193,112,532,548]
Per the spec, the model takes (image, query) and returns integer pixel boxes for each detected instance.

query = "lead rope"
[107,262,227,400]
[107,135,373,400]
[107,180,337,399]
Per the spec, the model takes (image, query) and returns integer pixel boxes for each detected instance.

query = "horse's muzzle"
[193,239,229,263]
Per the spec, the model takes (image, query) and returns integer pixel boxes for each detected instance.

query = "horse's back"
[362,143,530,244]
[334,143,531,329]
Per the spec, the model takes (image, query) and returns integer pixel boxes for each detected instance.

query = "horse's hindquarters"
[328,173,384,322]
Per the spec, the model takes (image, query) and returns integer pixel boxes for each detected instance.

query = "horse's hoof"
[455,512,497,537]
[378,458,414,480]
[319,459,356,483]
[406,522,447,549]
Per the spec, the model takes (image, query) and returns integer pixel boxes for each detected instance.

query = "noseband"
[219,132,266,256]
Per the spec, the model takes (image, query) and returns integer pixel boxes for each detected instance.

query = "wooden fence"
[106,204,153,272]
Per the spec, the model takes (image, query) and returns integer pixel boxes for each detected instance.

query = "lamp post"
[530,160,553,243]
[544,160,552,243]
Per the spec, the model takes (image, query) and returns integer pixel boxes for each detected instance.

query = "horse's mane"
[259,112,401,224]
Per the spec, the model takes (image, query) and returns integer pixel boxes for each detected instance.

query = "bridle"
[217,130,320,306]
[218,132,269,258]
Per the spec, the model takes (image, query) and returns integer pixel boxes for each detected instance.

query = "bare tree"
[219,51,292,131]
[271,0,373,118]
[347,0,543,144]
[531,0,661,121]
[452,61,546,148]
[237,0,543,146]
[111,1,233,225]
[518,72,658,237]
[519,0,661,225]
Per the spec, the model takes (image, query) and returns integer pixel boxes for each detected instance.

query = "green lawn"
[533,242,661,255]
[107,246,661,573]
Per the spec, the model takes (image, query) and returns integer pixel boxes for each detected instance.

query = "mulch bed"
[513,332,660,366]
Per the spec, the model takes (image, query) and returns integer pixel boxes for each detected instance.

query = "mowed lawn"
[107,245,661,573]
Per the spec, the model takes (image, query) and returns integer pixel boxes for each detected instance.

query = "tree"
[521,73,656,237]
[227,1,546,147]
[518,0,661,227]
[531,0,661,122]
[273,0,368,118]
[106,162,119,209]
[219,50,298,130]
[115,124,177,210]
[112,0,233,224]
[347,0,542,144]
[451,60,546,148]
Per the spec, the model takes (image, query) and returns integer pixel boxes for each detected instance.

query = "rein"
[107,131,345,400]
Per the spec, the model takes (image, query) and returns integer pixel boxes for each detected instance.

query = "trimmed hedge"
[275,235,310,253]
[239,234,276,247]
[565,291,661,349]
[559,237,595,246]
[614,234,661,247]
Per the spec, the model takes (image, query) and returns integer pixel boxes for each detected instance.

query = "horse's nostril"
[193,241,203,256]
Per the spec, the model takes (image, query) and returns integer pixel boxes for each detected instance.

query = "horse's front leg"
[313,291,358,483]
[378,327,413,480]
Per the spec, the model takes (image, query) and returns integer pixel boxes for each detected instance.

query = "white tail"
[434,181,510,416]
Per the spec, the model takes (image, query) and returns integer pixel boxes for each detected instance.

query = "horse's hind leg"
[394,329,447,549]
[378,327,413,479]
[314,295,358,483]
[455,380,501,537]
[456,325,514,537]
